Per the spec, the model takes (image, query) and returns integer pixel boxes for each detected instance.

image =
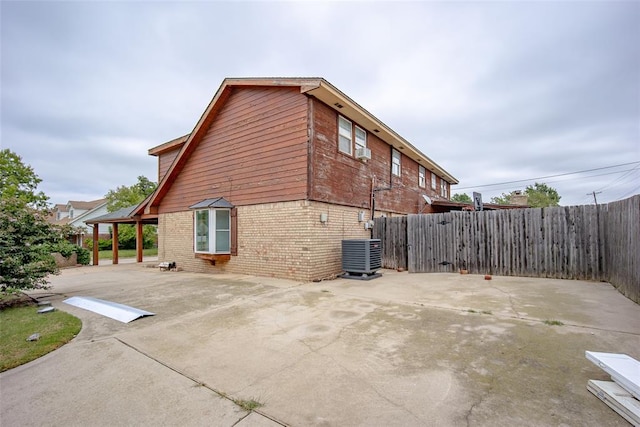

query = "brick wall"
[157,200,371,281]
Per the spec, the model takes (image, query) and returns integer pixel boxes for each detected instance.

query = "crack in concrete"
[112,337,288,426]
[489,285,522,319]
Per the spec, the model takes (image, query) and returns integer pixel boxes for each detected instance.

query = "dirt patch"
[0,292,36,310]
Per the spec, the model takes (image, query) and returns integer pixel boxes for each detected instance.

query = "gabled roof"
[68,199,107,210]
[144,77,458,213]
[148,134,189,157]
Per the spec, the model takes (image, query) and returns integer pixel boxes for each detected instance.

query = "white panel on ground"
[587,380,640,426]
[586,351,640,400]
[63,296,155,323]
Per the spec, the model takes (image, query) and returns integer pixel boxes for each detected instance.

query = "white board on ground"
[63,296,155,323]
[587,380,640,426]
[586,351,640,400]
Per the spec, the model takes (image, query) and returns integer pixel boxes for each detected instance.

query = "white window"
[338,116,352,155]
[440,180,448,198]
[194,208,231,254]
[419,166,426,188]
[392,149,401,176]
[355,125,366,151]
[69,209,74,219]
[431,172,437,190]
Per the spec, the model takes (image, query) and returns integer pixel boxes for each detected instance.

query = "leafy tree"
[525,182,561,208]
[490,193,512,205]
[104,176,157,249]
[0,150,59,290]
[490,182,561,208]
[105,175,157,211]
[0,149,48,209]
[451,193,472,204]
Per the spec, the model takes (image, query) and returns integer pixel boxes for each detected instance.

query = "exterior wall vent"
[342,239,382,275]
[356,147,372,161]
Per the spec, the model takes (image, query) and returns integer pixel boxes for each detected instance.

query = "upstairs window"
[419,166,426,188]
[355,125,367,151]
[392,148,401,176]
[431,172,437,190]
[440,180,448,198]
[338,116,353,155]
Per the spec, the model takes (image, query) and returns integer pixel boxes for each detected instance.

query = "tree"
[0,149,48,209]
[0,149,60,290]
[490,193,512,205]
[490,182,561,208]
[104,176,158,249]
[525,182,561,208]
[105,175,157,212]
[451,193,472,204]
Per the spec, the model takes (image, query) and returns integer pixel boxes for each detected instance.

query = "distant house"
[130,77,458,281]
[50,199,110,246]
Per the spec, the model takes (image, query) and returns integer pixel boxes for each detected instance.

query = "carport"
[85,204,158,265]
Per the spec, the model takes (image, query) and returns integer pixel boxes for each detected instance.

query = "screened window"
[392,149,401,176]
[355,125,366,151]
[431,172,437,190]
[338,116,353,154]
[194,208,231,254]
[419,166,426,188]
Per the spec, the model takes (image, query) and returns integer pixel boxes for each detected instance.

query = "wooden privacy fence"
[373,195,639,303]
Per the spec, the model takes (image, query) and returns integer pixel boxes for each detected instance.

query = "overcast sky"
[1,1,638,207]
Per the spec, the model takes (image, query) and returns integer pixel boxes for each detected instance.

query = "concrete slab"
[3,264,639,426]
[0,337,247,426]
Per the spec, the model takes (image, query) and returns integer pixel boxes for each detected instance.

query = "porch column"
[136,221,143,263]
[92,225,99,266]
[112,223,119,265]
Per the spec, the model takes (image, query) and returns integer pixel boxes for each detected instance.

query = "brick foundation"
[157,200,372,281]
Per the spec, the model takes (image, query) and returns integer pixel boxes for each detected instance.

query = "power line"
[595,163,640,192]
[455,161,640,191]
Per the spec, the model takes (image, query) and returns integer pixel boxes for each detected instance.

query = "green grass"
[234,398,264,411]
[95,248,158,260]
[543,319,564,326]
[0,306,82,372]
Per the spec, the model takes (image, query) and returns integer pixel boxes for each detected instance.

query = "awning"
[189,197,234,209]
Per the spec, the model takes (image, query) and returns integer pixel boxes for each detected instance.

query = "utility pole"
[588,191,602,205]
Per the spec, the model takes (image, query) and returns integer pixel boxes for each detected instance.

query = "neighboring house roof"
[142,77,459,214]
[68,199,107,210]
[68,201,108,226]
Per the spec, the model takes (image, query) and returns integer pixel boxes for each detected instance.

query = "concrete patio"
[1,263,638,426]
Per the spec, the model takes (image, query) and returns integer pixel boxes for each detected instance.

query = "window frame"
[431,172,437,190]
[355,125,367,151]
[440,180,448,198]
[194,208,231,254]
[392,148,401,177]
[418,165,426,188]
[338,116,353,155]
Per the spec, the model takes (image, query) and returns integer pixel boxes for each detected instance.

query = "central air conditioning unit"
[342,239,382,275]
[356,147,372,161]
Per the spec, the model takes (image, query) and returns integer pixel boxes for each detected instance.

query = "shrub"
[75,247,90,265]
[86,239,112,251]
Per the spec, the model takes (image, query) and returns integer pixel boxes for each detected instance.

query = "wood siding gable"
[158,86,309,213]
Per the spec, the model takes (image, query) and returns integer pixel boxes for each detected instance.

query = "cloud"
[1,1,638,207]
